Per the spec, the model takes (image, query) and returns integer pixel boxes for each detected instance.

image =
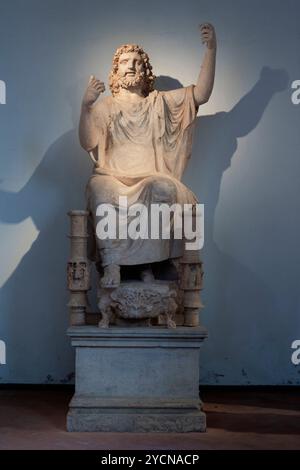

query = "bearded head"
[109,44,155,97]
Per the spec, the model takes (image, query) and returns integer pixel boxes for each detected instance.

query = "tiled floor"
[0,388,299,450]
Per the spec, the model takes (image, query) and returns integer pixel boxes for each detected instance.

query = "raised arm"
[79,75,105,151]
[193,23,217,107]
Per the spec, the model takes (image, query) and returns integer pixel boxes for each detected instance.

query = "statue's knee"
[151,180,177,203]
[88,176,119,205]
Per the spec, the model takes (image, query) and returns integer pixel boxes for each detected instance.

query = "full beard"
[118,71,145,90]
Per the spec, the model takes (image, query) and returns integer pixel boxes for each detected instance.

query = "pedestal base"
[67,326,208,432]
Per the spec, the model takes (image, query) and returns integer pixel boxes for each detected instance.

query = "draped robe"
[86,85,199,266]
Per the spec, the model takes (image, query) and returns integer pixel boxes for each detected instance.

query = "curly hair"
[109,44,155,97]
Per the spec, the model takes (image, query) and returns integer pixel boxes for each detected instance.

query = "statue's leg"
[135,178,178,283]
[97,289,113,328]
[140,264,155,282]
[86,175,125,287]
[100,264,121,288]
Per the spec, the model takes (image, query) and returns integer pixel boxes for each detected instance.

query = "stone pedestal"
[67,326,208,432]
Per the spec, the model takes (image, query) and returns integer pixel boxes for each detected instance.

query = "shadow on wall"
[0,84,93,382]
[0,67,289,383]
[184,66,290,384]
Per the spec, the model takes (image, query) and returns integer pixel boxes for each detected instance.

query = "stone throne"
[67,209,204,329]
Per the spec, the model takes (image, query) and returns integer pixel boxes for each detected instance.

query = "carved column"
[67,210,90,326]
[180,204,204,326]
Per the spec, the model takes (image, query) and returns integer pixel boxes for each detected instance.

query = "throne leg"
[67,210,91,326]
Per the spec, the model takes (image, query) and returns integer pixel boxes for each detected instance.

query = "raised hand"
[82,75,105,107]
[199,23,216,50]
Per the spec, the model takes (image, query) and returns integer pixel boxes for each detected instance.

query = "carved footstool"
[98,281,178,329]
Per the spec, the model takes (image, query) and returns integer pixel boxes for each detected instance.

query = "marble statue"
[66,26,215,432]
[69,24,216,327]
